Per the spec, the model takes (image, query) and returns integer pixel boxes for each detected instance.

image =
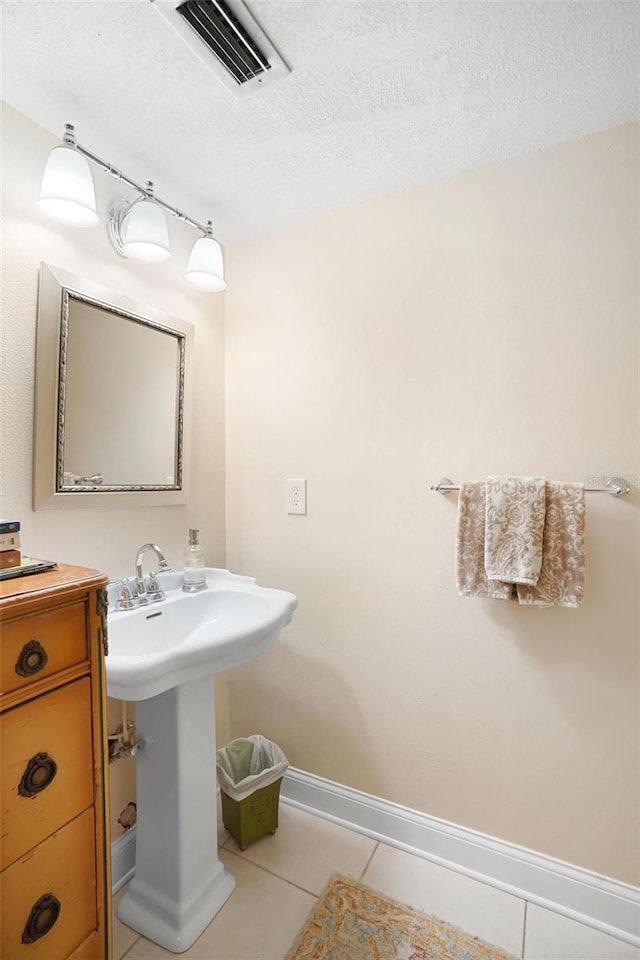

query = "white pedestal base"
[117,677,235,953]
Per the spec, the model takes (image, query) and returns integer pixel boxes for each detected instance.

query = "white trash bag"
[216,734,289,802]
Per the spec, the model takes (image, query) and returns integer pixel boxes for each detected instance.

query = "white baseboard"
[280,767,640,946]
[111,826,136,894]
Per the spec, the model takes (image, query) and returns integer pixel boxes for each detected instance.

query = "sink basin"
[106,568,297,953]
[106,568,297,701]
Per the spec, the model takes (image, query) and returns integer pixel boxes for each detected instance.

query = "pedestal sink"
[106,569,297,953]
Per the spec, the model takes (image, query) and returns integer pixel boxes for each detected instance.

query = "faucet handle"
[132,575,150,604]
[146,571,166,603]
[120,578,135,599]
[115,578,138,611]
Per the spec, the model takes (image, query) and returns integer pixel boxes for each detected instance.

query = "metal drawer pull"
[18,752,58,798]
[21,893,61,943]
[15,639,49,677]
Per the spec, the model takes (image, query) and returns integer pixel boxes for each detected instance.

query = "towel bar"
[431,476,631,497]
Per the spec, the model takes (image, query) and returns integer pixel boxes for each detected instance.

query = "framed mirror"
[34,263,193,509]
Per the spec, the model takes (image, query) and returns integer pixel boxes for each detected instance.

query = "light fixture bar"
[43,125,225,290]
[65,124,211,235]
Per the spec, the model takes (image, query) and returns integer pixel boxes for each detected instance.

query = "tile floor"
[113,803,639,960]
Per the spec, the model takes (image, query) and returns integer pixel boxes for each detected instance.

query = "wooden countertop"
[0,563,108,607]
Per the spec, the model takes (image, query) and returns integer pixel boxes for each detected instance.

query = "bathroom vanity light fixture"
[40,124,225,291]
[39,125,100,227]
[108,183,171,264]
[185,221,225,291]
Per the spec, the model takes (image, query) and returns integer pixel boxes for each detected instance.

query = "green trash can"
[216,735,289,851]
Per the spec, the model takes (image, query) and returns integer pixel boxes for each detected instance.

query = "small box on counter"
[0,550,22,569]
[0,530,20,551]
[0,520,22,571]
[0,519,20,535]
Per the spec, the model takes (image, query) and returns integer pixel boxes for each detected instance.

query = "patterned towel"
[456,480,586,608]
[516,481,586,608]
[456,482,513,601]
[484,476,546,585]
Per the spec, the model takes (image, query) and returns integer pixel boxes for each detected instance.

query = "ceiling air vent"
[151,0,290,97]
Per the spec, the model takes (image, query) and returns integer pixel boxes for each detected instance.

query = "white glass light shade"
[121,199,171,263]
[39,145,100,227]
[186,236,226,291]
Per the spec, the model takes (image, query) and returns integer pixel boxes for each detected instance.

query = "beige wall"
[3,101,638,883]
[1,104,230,837]
[224,123,639,884]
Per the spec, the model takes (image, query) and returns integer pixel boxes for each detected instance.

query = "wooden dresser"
[0,564,111,960]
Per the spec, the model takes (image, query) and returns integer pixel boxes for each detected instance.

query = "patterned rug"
[285,874,517,960]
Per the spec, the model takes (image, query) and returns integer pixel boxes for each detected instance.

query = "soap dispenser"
[183,528,206,592]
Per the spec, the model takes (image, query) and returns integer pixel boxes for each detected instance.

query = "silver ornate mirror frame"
[34,262,193,509]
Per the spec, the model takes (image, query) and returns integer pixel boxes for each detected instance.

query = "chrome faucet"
[135,543,170,578]
[134,543,171,604]
[110,545,171,612]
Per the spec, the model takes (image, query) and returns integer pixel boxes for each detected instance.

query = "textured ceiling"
[2,1,639,245]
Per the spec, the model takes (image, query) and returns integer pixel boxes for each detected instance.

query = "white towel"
[484,476,546,585]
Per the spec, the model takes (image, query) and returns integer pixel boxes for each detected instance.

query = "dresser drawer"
[1,601,87,697]
[1,678,94,870]
[1,807,97,960]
